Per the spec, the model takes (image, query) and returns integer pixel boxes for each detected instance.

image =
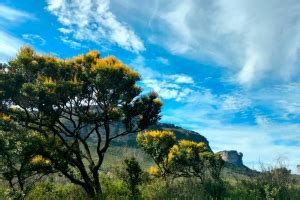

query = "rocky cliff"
[219,150,243,166]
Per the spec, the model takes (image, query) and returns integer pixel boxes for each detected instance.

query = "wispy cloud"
[47,0,145,52]
[165,74,194,84]
[0,31,23,62]
[156,57,170,65]
[0,5,33,62]
[113,0,300,85]
[131,55,195,101]
[58,27,73,34]
[0,4,34,22]
[22,34,46,46]
[60,36,84,49]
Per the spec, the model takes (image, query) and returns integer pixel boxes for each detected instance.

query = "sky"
[1,0,300,172]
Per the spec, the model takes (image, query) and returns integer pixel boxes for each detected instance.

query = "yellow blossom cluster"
[168,140,207,163]
[140,130,175,140]
[0,113,11,122]
[31,155,51,166]
[148,165,160,176]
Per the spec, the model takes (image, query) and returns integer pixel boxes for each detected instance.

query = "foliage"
[232,165,297,200]
[0,127,55,199]
[203,179,227,200]
[25,182,87,200]
[0,47,162,197]
[168,139,208,181]
[137,131,224,183]
[0,151,300,200]
[137,130,176,178]
[121,157,143,197]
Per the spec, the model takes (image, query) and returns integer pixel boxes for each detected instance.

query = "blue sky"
[1,0,300,172]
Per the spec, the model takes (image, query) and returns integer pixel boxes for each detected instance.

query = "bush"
[122,157,143,197]
[228,164,298,200]
[100,173,130,199]
[203,180,227,200]
[25,182,86,200]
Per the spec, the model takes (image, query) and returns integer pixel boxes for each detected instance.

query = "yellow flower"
[148,166,160,176]
[31,155,51,166]
[168,144,179,162]
[142,130,175,139]
[44,77,56,85]
[153,98,163,106]
[86,50,100,59]
[0,113,11,122]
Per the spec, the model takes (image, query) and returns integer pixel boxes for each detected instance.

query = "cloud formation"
[0,5,32,62]
[111,0,300,85]
[47,0,145,52]
[0,31,23,62]
[159,0,300,85]
[130,55,195,101]
[22,34,46,46]
[0,4,33,22]
[161,0,300,85]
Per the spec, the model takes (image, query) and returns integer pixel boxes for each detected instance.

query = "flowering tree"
[137,130,175,178]
[0,47,162,197]
[137,130,224,182]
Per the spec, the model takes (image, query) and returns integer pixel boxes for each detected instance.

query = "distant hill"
[110,123,212,151]
[92,122,257,176]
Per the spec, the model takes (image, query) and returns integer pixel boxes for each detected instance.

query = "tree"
[137,130,175,179]
[0,127,55,199]
[0,47,162,198]
[121,157,143,197]
[168,140,224,182]
[138,131,224,183]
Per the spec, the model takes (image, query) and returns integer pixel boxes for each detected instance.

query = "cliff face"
[219,150,243,166]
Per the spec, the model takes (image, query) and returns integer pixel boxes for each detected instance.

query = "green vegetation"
[0,47,300,199]
[0,47,161,198]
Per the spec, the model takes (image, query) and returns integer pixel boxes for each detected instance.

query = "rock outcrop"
[219,150,243,166]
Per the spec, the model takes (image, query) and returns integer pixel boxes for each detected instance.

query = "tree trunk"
[92,169,102,195]
[83,184,96,199]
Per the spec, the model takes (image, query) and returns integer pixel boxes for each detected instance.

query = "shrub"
[122,157,143,197]
[137,130,176,179]
[26,182,86,200]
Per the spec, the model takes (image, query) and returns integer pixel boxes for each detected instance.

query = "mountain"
[110,123,212,151]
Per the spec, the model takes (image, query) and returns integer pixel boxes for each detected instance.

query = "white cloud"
[58,27,73,34]
[130,55,157,79]
[165,74,194,84]
[0,31,24,62]
[22,34,46,46]
[47,0,145,52]
[143,79,193,102]
[112,0,300,85]
[60,36,83,49]
[156,57,169,65]
[0,4,34,22]
[0,5,35,62]
[200,124,300,172]
[221,94,251,112]
[130,55,195,101]
[158,0,300,85]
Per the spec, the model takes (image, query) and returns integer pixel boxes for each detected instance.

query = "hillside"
[110,123,212,151]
